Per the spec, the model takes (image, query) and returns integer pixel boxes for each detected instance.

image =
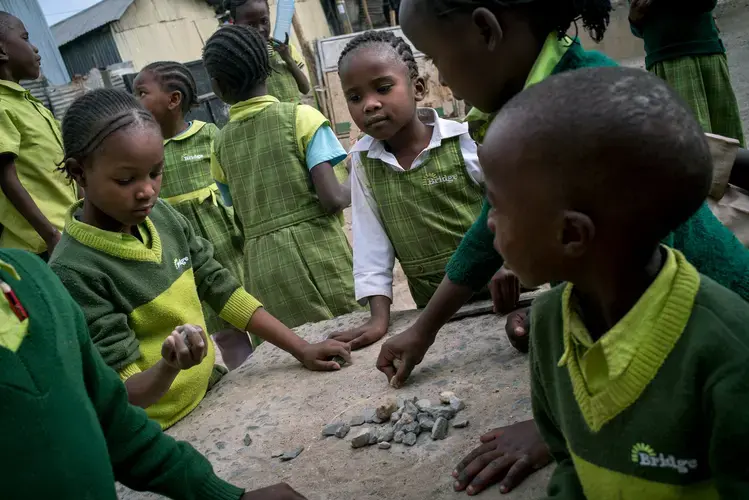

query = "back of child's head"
[139,61,198,116]
[482,67,711,263]
[61,88,157,169]
[0,11,19,39]
[203,25,270,104]
[338,30,420,81]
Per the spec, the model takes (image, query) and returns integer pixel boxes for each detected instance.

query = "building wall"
[0,0,69,84]
[60,27,122,77]
[110,0,220,70]
[267,0,333,50]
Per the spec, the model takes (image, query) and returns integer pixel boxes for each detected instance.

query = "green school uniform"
[360,136,483,307]
[267,43,304,104]
[0,80,78,254]
[162,121,245,335]
[212,96,359,328]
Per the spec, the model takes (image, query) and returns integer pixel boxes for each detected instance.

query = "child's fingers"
[310,359,341,371]
[323,342,352,364]
[162,335,177,363]
[172,333,192,366]
[498,456,535,494]
[184,327,206,362]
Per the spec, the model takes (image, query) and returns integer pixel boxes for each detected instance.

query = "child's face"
[234,1,271,40]
[134,71,179,133]
[82,124,164,230]
[0,17,41,82]
[340,47,424,142]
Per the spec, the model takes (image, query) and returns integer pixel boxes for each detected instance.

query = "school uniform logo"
[182,154,205,161]
[174,257,189,270]
[631,443,698,475]
[423,173,457,186]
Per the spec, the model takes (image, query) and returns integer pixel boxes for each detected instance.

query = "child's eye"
[115,178,134,186]
[150,170,163,179]
[377,85,393,94]
[347,94,361,103]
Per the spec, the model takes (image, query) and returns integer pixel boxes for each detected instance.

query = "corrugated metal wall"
[0,0,70,84]
[59,26,123,77]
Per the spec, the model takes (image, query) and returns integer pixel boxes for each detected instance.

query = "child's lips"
[365,116,389,128]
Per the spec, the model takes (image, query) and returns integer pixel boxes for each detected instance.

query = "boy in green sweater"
[0,248,306,499]
[482,66,749,499]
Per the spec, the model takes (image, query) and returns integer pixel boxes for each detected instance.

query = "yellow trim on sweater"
[64,201,162,263]
[525,33,572,89]
[571,450,718,500]
[118,362,142,381]
[219,287,263,331]
[163,183,219,206]
[558,248,700,432]
[565,248,678,394]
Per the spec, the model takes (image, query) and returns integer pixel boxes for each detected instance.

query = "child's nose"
[363,96,382,113]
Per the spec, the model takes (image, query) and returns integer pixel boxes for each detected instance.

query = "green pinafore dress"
[267,45,302,105]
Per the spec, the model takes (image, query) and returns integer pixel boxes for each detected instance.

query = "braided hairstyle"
[224,0,268,20]
[203,25,270,103]
[430,0,611,43]
[59,88,158,179]
[140,61,199,114]
[338,31,420,80]
[0,11,19,39]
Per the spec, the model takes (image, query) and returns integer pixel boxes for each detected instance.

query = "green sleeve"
[668,202,749,302]
[71,293,244,500]
[445,198,505,290]
[51,262,141,372]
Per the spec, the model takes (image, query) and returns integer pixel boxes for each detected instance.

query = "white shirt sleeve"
[350,152,396,304]
[459,133,484,185]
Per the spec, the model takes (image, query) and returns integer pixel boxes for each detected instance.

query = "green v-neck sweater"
[0,249,243,499]
[445,41,749,303]
[529,260,749,499]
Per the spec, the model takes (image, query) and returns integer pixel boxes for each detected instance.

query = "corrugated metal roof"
[51,0,136,46]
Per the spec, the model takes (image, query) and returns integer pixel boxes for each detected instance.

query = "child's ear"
[413,76,427,102]
[559,210,595,258]
[168,90,183,112]
[0,42,8,63]
[65,159,86,188]
[472,7,503,52]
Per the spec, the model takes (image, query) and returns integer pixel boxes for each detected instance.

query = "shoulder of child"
[689,276,749,350]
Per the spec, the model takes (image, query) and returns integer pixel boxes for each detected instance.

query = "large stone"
[403,420,421,435]
[351,428,376,449]
[428,406,457,421]
[403,400,420,417]
[363,408,377,423]
[431,417,449,440]
[350,415,366,427]
[449,396,466,412]
[394,431,405,444]
[377,426,395,443]
[393,413,414,433]
[416,399,432,411]
[439,391,456,404]
[403,432,418,446]
[322,422,345,437]
[280,446,305,461]
[335,423,351,438]
[420,418,435,431]
[376,399,398,421]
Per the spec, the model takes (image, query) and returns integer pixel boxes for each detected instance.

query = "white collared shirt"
[349,108,483,304]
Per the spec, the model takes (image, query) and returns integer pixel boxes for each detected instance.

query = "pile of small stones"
[321,392,469,450]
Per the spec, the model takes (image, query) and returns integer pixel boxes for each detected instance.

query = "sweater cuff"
[118,362,142,381]
[219,288,263,331]
[197,472,245,500]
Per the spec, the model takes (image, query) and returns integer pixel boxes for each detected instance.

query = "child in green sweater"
[49,89,350,430]
[134,61,252,366]
[482,66,749,499]
[0,248,307,499]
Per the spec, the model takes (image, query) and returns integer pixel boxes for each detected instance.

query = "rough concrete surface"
[119,307,551,500]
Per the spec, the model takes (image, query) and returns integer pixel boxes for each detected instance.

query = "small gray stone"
[243,434,253,446]
[449,396,466,412]
[394,431,405,443]
[332,355,347,367]
[431,417,449,440]
[376,399,398,421]
[393,413,414,433]
[215,441,226,450]
[378,441,392,450]
[417,412,431,422]
[377,426,395,443]
[369,431,379,445]
[403,420,421,435]
[391,410,402,423]
[403,432,418,446]
[335,423,351,438]
[403,400,420,417]
[439,391,456,404]
[351,428,375,448]
[420,418,435,431]
[452,418,469,429]
[350,415,366,426]
[416,399,432,411]
[322,422,345,437]
[271,450,284,458]
[429,406,457,420]
[281,446,304,461]
[363,408,377,424]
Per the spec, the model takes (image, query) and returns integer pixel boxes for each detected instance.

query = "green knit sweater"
[629,0,724,69]
[529,255,749,499]
[444,42,749,303]
[0,249,243,500]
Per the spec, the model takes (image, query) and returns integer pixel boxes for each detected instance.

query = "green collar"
[64,201,163,263]
[0,79,27,94]
[229,95,279,122]
[0,259,20,281]
[164,120,206,145]
[558,248,700,432]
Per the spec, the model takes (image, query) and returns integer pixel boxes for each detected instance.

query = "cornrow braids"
[59,88,158,179]
[429,0,611,43]
[203,25,270,103]
[338,30,420,80]
[224,0,268,20]
[140,61,199,114]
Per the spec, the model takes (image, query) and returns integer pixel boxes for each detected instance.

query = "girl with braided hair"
[134,62,252,366]
[329,31,484,350]
[205,25,360,328]
[48,88,352,430]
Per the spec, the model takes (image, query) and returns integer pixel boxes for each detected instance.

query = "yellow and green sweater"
[49,200,261,429]
[530,248,749,499]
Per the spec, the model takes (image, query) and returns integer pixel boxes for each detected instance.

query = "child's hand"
[161,324,208,370]
[505,307,531,353]
[298,339,352,371]
[329,319,388,351]
[272,34,294,63]
[489,266,520,314]
[453,419,551,495]
[241,483,307,499]
[376,326,433,388]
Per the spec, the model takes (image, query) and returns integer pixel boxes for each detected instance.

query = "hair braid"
[203,25,270,103]
[59,88,158,178]
[338,30,420,80]
[224,0,269,20]
[140,61,199,114]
